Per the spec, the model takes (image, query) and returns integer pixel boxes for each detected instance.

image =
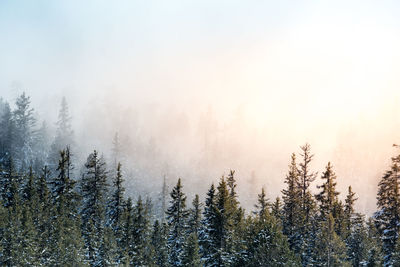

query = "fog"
[2,1,400,214]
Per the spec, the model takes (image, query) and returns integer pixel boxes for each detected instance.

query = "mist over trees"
[1,92,400,266]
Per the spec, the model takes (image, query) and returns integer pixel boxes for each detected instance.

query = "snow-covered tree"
[374,147,400,265]
[80,150,109,266]
[166,178,189,266]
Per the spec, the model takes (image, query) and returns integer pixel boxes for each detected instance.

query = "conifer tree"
[151,220,169,267]
[272,197,283,223]
[0,103,14,164]
[106,162,125,264]
[166,178,190,266]
[49,97,74,171]
[199,184,218,266]
[297,144,318,265]
[131,196,152,266]
[243,196,300,266]
[255,187,270,222]
[344,186,357,236]
[49,149,84,266]
[188,194,202,235]
[0,197,23,266]
[316,162,340,220]
[0,157,19,208]
[111,132,122,171]
[365,218,383,266]
[182,232,202,267]
[298,143,317,221]
[313,213,349,266]
[375,147,400,266]
[80,150,109,266]
[346,214,369,266]
[161,174,168,223]
[13,92,36,169]
[121,197,134,264]
[282,153,302,253]
[36,166,54,265]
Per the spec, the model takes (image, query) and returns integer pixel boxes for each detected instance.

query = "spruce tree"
[255,187,270,222]
[131,196,152,266]
[106,162,126,264]
[0,102,14,164]
[271,197,283,223]
[316,162,340,220]
[344,186,357,236]
[0,157,19,208]
[365,218,383,266]
[13,92,36,169]
[298,143,317,221]
[346,213,369,266]
[182,232,202,267]
[49,97,74,171]
[188,194,202,235]
[282,153,302,253]
[297,144,318,265]
[151,220,169,267]
[243,198,300,266]
[313,213,349,266]
[374,147,400,265]
[199,184,218,266]
[48,149,84,266]
[80,150,109,266]
[121,197,134,265]
[36,166,54,265]
[166,178,189,266]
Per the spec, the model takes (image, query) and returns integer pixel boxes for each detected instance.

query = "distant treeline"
[0,93,399,266]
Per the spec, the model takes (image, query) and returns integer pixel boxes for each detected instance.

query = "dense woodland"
[0,93,399,266]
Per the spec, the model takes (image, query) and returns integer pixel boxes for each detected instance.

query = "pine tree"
[131,196,152,266]
[199,184,218,266]
[0,102,14,164]
[13,92,36,169]
[243,200,300,266]
[166,178,190,266]
[272,197,282,223]
[96,226,116,267]
[0,157,19,208]
[35,166,54,265]
[106,162,126,264]
[111,132,122,171]
[313,213,350,266]
[188,194,202,235]
[161,174,168,223]
[374,146,400,266]
[0,198,24,266]
[298,143,317,221]
[121,197,134,265]
[49,97,74,171]
[297,144,318,265]
[365,218,383,266]
[255,187,270,222]
[346,213,369,266]
[182,232,202,267]
[48,149,85,266]
[316,162,340,220]
[80,150,109,266]
[151,220,169,267]
[282,153,302,253]
[344,186,358,236]
[206,175,244,265]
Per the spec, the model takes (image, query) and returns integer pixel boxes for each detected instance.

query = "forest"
[0,92,399,267]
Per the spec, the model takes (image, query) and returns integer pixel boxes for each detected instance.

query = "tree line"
[0,93,398,266]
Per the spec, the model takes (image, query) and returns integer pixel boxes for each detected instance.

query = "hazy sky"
[1,1,400,214]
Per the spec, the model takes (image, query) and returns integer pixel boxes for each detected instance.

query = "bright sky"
[1,1,400,213]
